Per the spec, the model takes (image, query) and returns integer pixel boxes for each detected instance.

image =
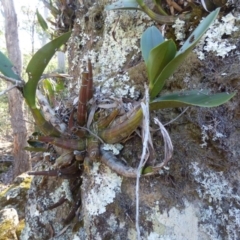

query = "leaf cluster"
[140,8,234,108]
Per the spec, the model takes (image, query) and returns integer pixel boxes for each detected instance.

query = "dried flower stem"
[136,84,151,240]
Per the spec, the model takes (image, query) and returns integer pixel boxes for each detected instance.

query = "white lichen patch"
[106,214,118,230]
[172,18,185,43]
[102,143,123,155]
[20,222,31,240]
[67,6,152,101]
[82,10,151,99]
[191,162,240,239]
[29,203,40,217]
[146,202,199,240]
[85,162,122,216]
[49,179,73,203]
[200,122,226,148]
[195,13,239,59]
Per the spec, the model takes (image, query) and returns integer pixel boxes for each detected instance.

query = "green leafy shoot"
[150,7,220,97]
[147,40,176,85]
[140,8,220,99]
[140,26,165,64]
[139,8,235,108]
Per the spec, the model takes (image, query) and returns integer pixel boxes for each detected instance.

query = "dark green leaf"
[150,8,220,99]
[23,31,71,108]
[147,39,176,85]
[0,51,21,80]
[141,26,165,64]
[36,9,48,31]
[150,90,235,110]
[27,139,46,148]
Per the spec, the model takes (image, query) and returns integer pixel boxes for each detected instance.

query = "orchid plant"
[0,6,235,222]
[0,8,234,177]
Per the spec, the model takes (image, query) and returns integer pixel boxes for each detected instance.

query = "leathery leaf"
[150,8,220,99]
[0,51,21,80]
[23,31,71,108]
[147,39,176,85]
[150,90,235,110]
[140,26,165,64]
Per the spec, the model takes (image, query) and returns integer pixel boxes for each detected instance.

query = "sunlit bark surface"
[2,0,31,178]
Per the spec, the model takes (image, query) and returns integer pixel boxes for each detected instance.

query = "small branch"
[0,84,19,95]
[0,74,25,87]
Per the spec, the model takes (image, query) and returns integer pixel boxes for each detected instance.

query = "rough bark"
[1,0,31,178]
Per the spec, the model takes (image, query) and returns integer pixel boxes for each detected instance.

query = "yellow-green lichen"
[0,219,18,240]
[16,219,25,239]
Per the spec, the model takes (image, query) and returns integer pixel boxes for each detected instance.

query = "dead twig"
[136,84,151,240]
[0,74,24,87]
[151,118,173,171]
[164,107,189,126]
[0,84,19,95]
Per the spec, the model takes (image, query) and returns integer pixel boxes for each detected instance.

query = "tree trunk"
[1,0,31,178]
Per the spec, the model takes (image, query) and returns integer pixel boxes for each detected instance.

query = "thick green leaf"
[177,8,220,57]
[147,39,176,84]
[0,51,21,80]
[27,139,46,148]
[150,8,220,99]
[150,90,235,110]
[23,31,71,108]
[141,26,165,64]
[36,9,48,31]
[105,0,139,10]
